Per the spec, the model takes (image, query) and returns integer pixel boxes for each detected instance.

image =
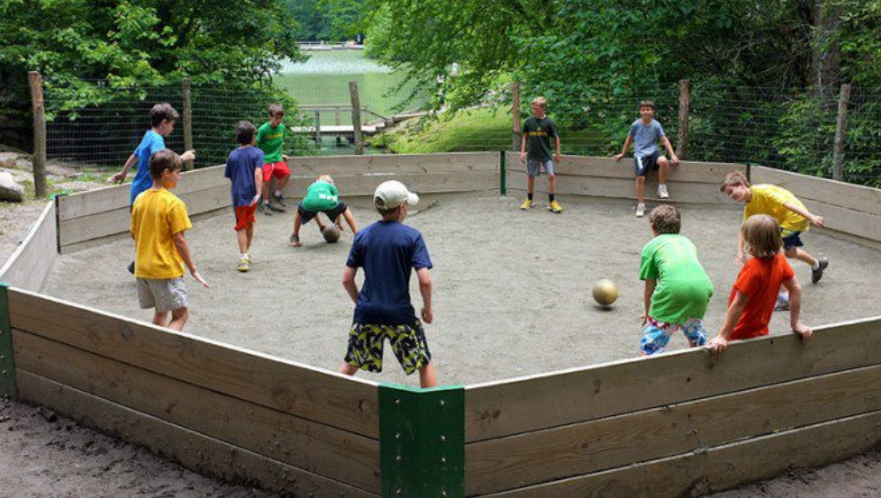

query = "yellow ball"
[592,279,619,306]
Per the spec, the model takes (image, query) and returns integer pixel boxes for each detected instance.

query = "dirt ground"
[6,187,881,496]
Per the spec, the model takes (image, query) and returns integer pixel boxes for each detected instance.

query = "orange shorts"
[262,161,290,182]
[234,204,257,231]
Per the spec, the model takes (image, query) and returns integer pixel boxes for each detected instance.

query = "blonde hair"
[650,205,681,234]
[742,214,782,260]
[318,174,334,184]
[531,96,547,108]
[720,171,751,192]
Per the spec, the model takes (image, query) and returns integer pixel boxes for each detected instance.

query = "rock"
[0,170,24,202]
[0,153,17,170]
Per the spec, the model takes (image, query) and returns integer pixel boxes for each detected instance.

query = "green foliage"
[284,0,365,41]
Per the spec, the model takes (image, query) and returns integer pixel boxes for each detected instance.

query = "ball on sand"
[322,225,341,243]
[592,279,619,307]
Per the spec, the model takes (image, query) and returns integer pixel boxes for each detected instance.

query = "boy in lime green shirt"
[638,205,714,355]
[256,103,291,215]
[289,175,359,247]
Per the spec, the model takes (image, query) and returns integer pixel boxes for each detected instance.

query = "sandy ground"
[4,190,881,496]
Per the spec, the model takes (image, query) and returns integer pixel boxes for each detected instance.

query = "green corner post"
[379,383,465,497]
[0,283,16,399]
[499,150,507,198]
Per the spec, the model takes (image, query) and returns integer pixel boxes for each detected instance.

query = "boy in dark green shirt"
[256,103,291,215]
[289,175,359,247]
[519,96,562,213]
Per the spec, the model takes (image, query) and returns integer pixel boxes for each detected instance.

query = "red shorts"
[234,204,257,231]
[262,161,290,182]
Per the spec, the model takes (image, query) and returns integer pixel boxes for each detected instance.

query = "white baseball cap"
[374,180,419,210]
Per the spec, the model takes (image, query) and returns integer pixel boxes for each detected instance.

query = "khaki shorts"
[137,277,189,313]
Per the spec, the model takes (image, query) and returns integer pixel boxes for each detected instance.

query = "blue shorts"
[781,230,804,251]
[640,317,707,355]
[298,201,348,224]
[527,159,555,177]
[634,151,661,177]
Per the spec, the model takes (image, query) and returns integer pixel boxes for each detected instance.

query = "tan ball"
[322,225,341,243]
[592,279,619,306]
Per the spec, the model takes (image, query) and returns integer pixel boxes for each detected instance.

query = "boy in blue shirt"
[613,100,679,218]
[339,180,437,388]
[224,121,264,273]
[110,103,196,273]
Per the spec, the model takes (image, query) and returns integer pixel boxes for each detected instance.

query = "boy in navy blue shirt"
[340,180,437,387]
[224,121,264,272]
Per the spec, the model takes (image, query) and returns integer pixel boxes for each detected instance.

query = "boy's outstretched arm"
[172,231,209,288]
[613,136,633,161]
[342,266,359,304]
[708,290,749,358]
[783,202,825,227]
[109,154,138,184]
[641,279,656,325]
[662,136,679,164]
[782,277,812,340]
[417,268,433,324]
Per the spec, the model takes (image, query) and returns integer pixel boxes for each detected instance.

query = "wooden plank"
[802,199,881,244]
[0,201,56,292]
[58,164,228,221]
[752,166,881,217]
[59,185,231,248]
[464,317,881,442]
[13,330,380,492]
[8,288,381,438]
[17,371,377,498]
[289,153,498,177]
[483,409,881,497]
[466,364,881,495]
[284,171,499,199]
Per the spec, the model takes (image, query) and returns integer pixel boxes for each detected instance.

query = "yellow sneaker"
[237,257,250,272]
[520,199,534,210]
[548,200,563,213]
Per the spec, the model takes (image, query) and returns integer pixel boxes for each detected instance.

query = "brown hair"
[531,96,547,108]
[236,120,257,145]
[268,103,285,117]
[149,149,182,180]
[639,100,655,110]
[150,103,180,127]
[720,171,751,192]
[649,205,681,234]
[742,214,782,260]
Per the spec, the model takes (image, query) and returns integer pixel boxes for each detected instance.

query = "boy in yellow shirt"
[720,172,828,308]
[131,149,210,331]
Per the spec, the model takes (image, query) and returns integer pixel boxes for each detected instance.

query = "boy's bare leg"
[548,174,556,194]
[276,175,289,193]
[339,362,359,376]
[246,224,254,252]
[527,175,535,195]
[292,210,303,237]
[152,311,169,327]
[784,246,818,268]
[167,307,189,331]
[658,156,669,185]
[236,229,249,255]
[342,208,359,233]
[636,176,646,203]
[418,362,437,388]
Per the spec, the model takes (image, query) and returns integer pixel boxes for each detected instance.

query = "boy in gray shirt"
[613,100,679,217]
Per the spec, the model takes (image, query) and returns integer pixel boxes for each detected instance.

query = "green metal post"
[380,383,465,497]
[499,150,507,197]
[0,283,16,399]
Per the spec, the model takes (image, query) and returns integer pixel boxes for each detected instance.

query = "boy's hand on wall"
[809,215,825,227]
[793,323,813,340]
[613,153,624,162]
[108,172,126,184]
[707,336,728,358]
[181,150,196,162]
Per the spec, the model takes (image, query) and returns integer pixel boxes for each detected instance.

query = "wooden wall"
[8,287,382,496]
[504,153,745,204]
[0,201,56,292]
[463,317,881,496]
[752,166,881,247]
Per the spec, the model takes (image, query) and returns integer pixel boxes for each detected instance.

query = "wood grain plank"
[802,199,881,244]
[751,166,881,217]
[283,171,499,199]
[289,152,498,176]
[0,201,56,292]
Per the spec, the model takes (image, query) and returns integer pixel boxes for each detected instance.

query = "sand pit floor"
[45,193,881,387]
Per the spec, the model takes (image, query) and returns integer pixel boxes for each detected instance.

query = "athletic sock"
[274,190,282,196]
[549,194,555,202]
[527,193,534,201]
[811,261,820,270]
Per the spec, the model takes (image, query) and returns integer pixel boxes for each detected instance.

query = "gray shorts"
[137,277,189,313]
[527,159,555,177]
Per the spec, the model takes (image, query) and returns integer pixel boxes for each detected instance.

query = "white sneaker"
[658,184,669,199]
[636,203,646,217]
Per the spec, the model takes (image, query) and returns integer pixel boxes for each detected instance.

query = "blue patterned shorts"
[640,317,707,355]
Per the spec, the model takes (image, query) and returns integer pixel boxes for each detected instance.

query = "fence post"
[499,150,507,197]
[511,81,521,152]
[27,72,47,199]
[833,83,851,182]
[380,384,465,497]
[349,80,364,155]
[182,78,194,171]
[0,283,16,400]
[677,79,691,160]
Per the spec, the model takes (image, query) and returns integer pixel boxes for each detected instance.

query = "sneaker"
[811,257,829,284]
[288,234,301,247]
[237,257,250,273]
[658,184,670,199]
[636,203,646,218]
[520,199,534,210]
[127,261,135,274]
[268,203,285,213]
[272,192,287,208]
[774,294,790,311]
[548,200,563,213]
[258,203,273,216]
